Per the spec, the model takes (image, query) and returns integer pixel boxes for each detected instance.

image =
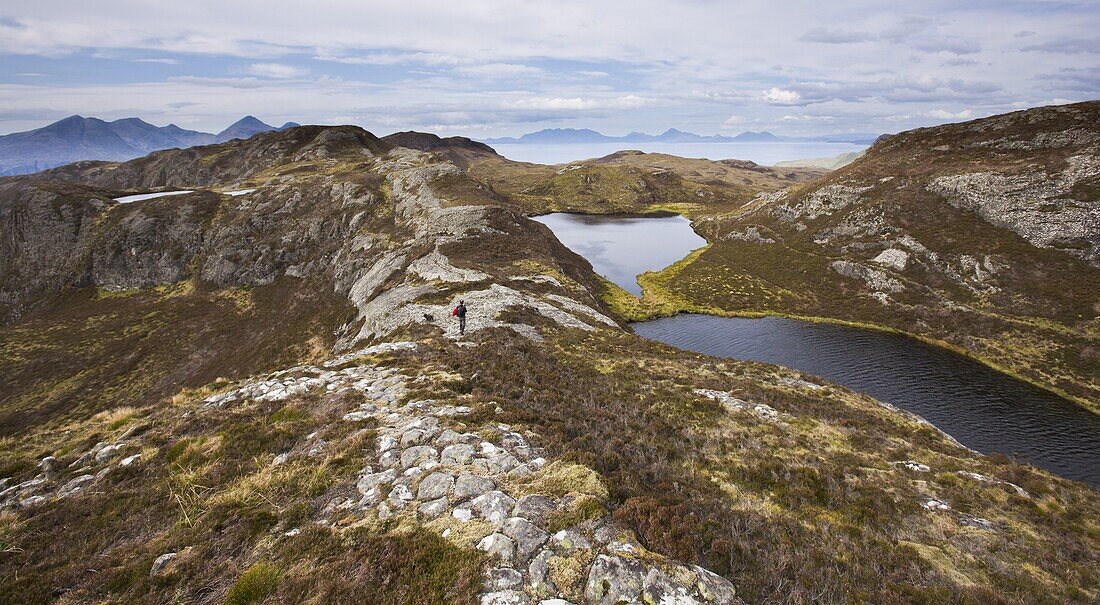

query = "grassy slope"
[468,151,824,217]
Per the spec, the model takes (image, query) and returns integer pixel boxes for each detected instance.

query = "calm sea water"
[536,212,1100,485]
[491,141,867,166]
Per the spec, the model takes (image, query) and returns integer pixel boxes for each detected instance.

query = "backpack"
[452,306,459,317]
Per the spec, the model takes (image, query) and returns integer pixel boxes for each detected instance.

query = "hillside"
[1,124,1098,604]
[607,101,1100,410]
[468,150,826,216]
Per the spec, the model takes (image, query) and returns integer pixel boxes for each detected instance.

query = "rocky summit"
[1,106,1098,604]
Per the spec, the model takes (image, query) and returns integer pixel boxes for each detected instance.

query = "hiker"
[452,300,468,335]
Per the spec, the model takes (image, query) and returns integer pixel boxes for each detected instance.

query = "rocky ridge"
[1,339,742,605]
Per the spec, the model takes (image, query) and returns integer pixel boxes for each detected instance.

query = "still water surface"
[536,212,1100,485]
[532,213,706,295]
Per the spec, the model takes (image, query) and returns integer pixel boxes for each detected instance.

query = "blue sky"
[1,1,1097,137]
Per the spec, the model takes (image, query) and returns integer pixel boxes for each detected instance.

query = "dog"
[423,313,434,322]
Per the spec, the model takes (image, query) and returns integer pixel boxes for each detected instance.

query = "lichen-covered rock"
[693,565,739,603]
[417,472,455,500]
[455,474,496,500]
[480,590,530,605]
[585,554,645,605]
[417,497,450,520]
[927,158,1100,264]
[400,445,438,469]
[477,533,516,565]
[512,494,557,526]
[485,567,524,591]
[872,248,909,271]
[528,549,558,598]
[442,443,476,466]
[57,474,95,498]
[830,260,905,294]
[501,516,549,564]
[471,491,517,524]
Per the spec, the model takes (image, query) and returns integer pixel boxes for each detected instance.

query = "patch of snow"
[224,189,257,196]
[113,190,193,204]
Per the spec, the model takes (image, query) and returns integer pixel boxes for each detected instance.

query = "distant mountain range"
[483,128,880,146]
[0,115,299,176]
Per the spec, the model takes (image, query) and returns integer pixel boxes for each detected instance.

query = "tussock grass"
[224,562,281,605]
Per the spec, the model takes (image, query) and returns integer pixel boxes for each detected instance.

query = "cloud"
[911,36,981,55]
[455,63,543,78]
[134,58,179,64]
[800,28,875,44]
[722,114,745,125]
[245,63,309,78]
[1021,38,1100,54]
[927,109,973,119]
[941,58,979,67]
[1034,66,1100,93]
[503,95,649,111]
[879,16,934,42]
[314,51,465,66]
[168,76,271,89]
[0,16,26,29]
[762,87,802,105]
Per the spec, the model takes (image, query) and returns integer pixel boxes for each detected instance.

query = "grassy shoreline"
[597,266,1098,415]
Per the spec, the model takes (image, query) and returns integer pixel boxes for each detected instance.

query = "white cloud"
[455,63,543,78]
[245,63,309,78]
[927,109,973,119]
[911,36,981,55]
[722,114,745,125]
[133,58,179,64]
[762,88,802,105]
[504,95,649,110]
[800,28,875,44]
[314,51,465,66]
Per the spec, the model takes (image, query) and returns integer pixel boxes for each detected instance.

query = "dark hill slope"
[382,131,499,169]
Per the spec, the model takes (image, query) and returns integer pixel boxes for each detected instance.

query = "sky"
[0,1,1098,138]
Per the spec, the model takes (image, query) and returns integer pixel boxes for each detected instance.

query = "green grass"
[224,562,281,605]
